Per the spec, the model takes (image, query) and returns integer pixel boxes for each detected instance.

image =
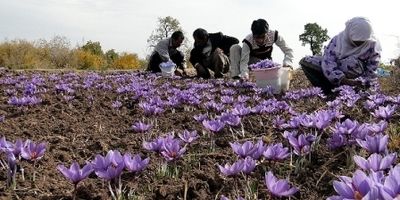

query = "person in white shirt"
[230,19,294,80]
[147,31,187,76]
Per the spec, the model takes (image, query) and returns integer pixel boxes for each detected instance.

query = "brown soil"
[0,68,398,200]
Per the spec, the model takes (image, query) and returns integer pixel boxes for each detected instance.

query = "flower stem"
[108,181,116,200]
[21,167,25,181]
[73,184,77,200]
[32,160,37,182]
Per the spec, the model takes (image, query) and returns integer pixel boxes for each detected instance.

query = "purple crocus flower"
[218,159,244,176]
[263,143,290,161]
[139,102,164,115]
[131,122,152,133]
[57,162,93,185]
[273,116,286,129]
[202,119,225,133]
[300,115,314,128]
[219,112,241,127]
[354,153,397,172]
[204,101,225,112]
[379,165,400,199]
[242,157,256,174]
[92,150,125,181]
[388,95,400,104]
[221,96,234,104]
[231,104,251,116]
[6,152,17,184]
[8,96,42,106]
[194,114,208,122]
[249,59,280,69]
[123,153,149,173]
[367,120,388,134]
[160,139,186,161]
[372,105,397,120]
[21,140,46,161]
[333,119,359,135]
[178,130,199,144]
[0,137,14,153]
[230,141,258,159]
[288,134,315,156]
[327,132,347,150]
[265,171,298,197]
[328,170,380,200]
[356,134,388,154]
[364,100,377,110]
[312,110,335,130]
[142,135,174,153]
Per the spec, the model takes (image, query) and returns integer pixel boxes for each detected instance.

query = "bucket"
[252,67,281,93]
[159,61,177,77]
[280,67,292,92]
[252,67,292,94]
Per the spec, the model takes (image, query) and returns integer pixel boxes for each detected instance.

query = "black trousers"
[300,57,335,94]
[147,51,185,73]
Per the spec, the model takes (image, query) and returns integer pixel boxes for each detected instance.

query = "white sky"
[1,0,399,65]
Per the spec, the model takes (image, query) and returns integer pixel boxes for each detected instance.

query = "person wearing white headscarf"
[300,17,381,94]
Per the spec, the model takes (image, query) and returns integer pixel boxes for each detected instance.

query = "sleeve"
[154,40,170,62]
[221,35,239,55]
[362,46,381,79]
[189,47,202,66]
[239,42,251,77]
[321,37,343,85]
[274,34,294,66]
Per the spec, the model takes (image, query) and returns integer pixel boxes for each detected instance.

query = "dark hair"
[193,28,208,40]
[171,31,184,40]
[251,19,269,35]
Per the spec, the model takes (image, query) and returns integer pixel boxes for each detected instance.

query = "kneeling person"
[147,31,187,76]
[230,19,294,80]
[190,28,239,79]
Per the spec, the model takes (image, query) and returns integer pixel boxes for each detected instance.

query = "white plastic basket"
[252,67,291,94]
[159,61,177,77]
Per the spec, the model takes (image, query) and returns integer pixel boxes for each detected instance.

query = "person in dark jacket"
[147,31,187,76]
[190,28,239,78]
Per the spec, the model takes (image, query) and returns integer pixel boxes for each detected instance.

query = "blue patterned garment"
[304,36,380,85]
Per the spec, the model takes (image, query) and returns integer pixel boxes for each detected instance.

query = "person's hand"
[240,74,249,81]
[194,63,202,69]
[174,70,183,77]
[215,48,224,54]
[182,69,188,77]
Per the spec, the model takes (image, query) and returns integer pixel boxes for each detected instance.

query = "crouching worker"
[230,19,294,80]
[190,28,239,79]
[147,31,187,76]
[300,17,381,94]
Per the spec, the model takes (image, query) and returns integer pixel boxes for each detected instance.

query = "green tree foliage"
[147,16,192,67]
[81,41,103,56]
[147,16,182,48]
[299,23,330,55]
[105,49,119,64]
